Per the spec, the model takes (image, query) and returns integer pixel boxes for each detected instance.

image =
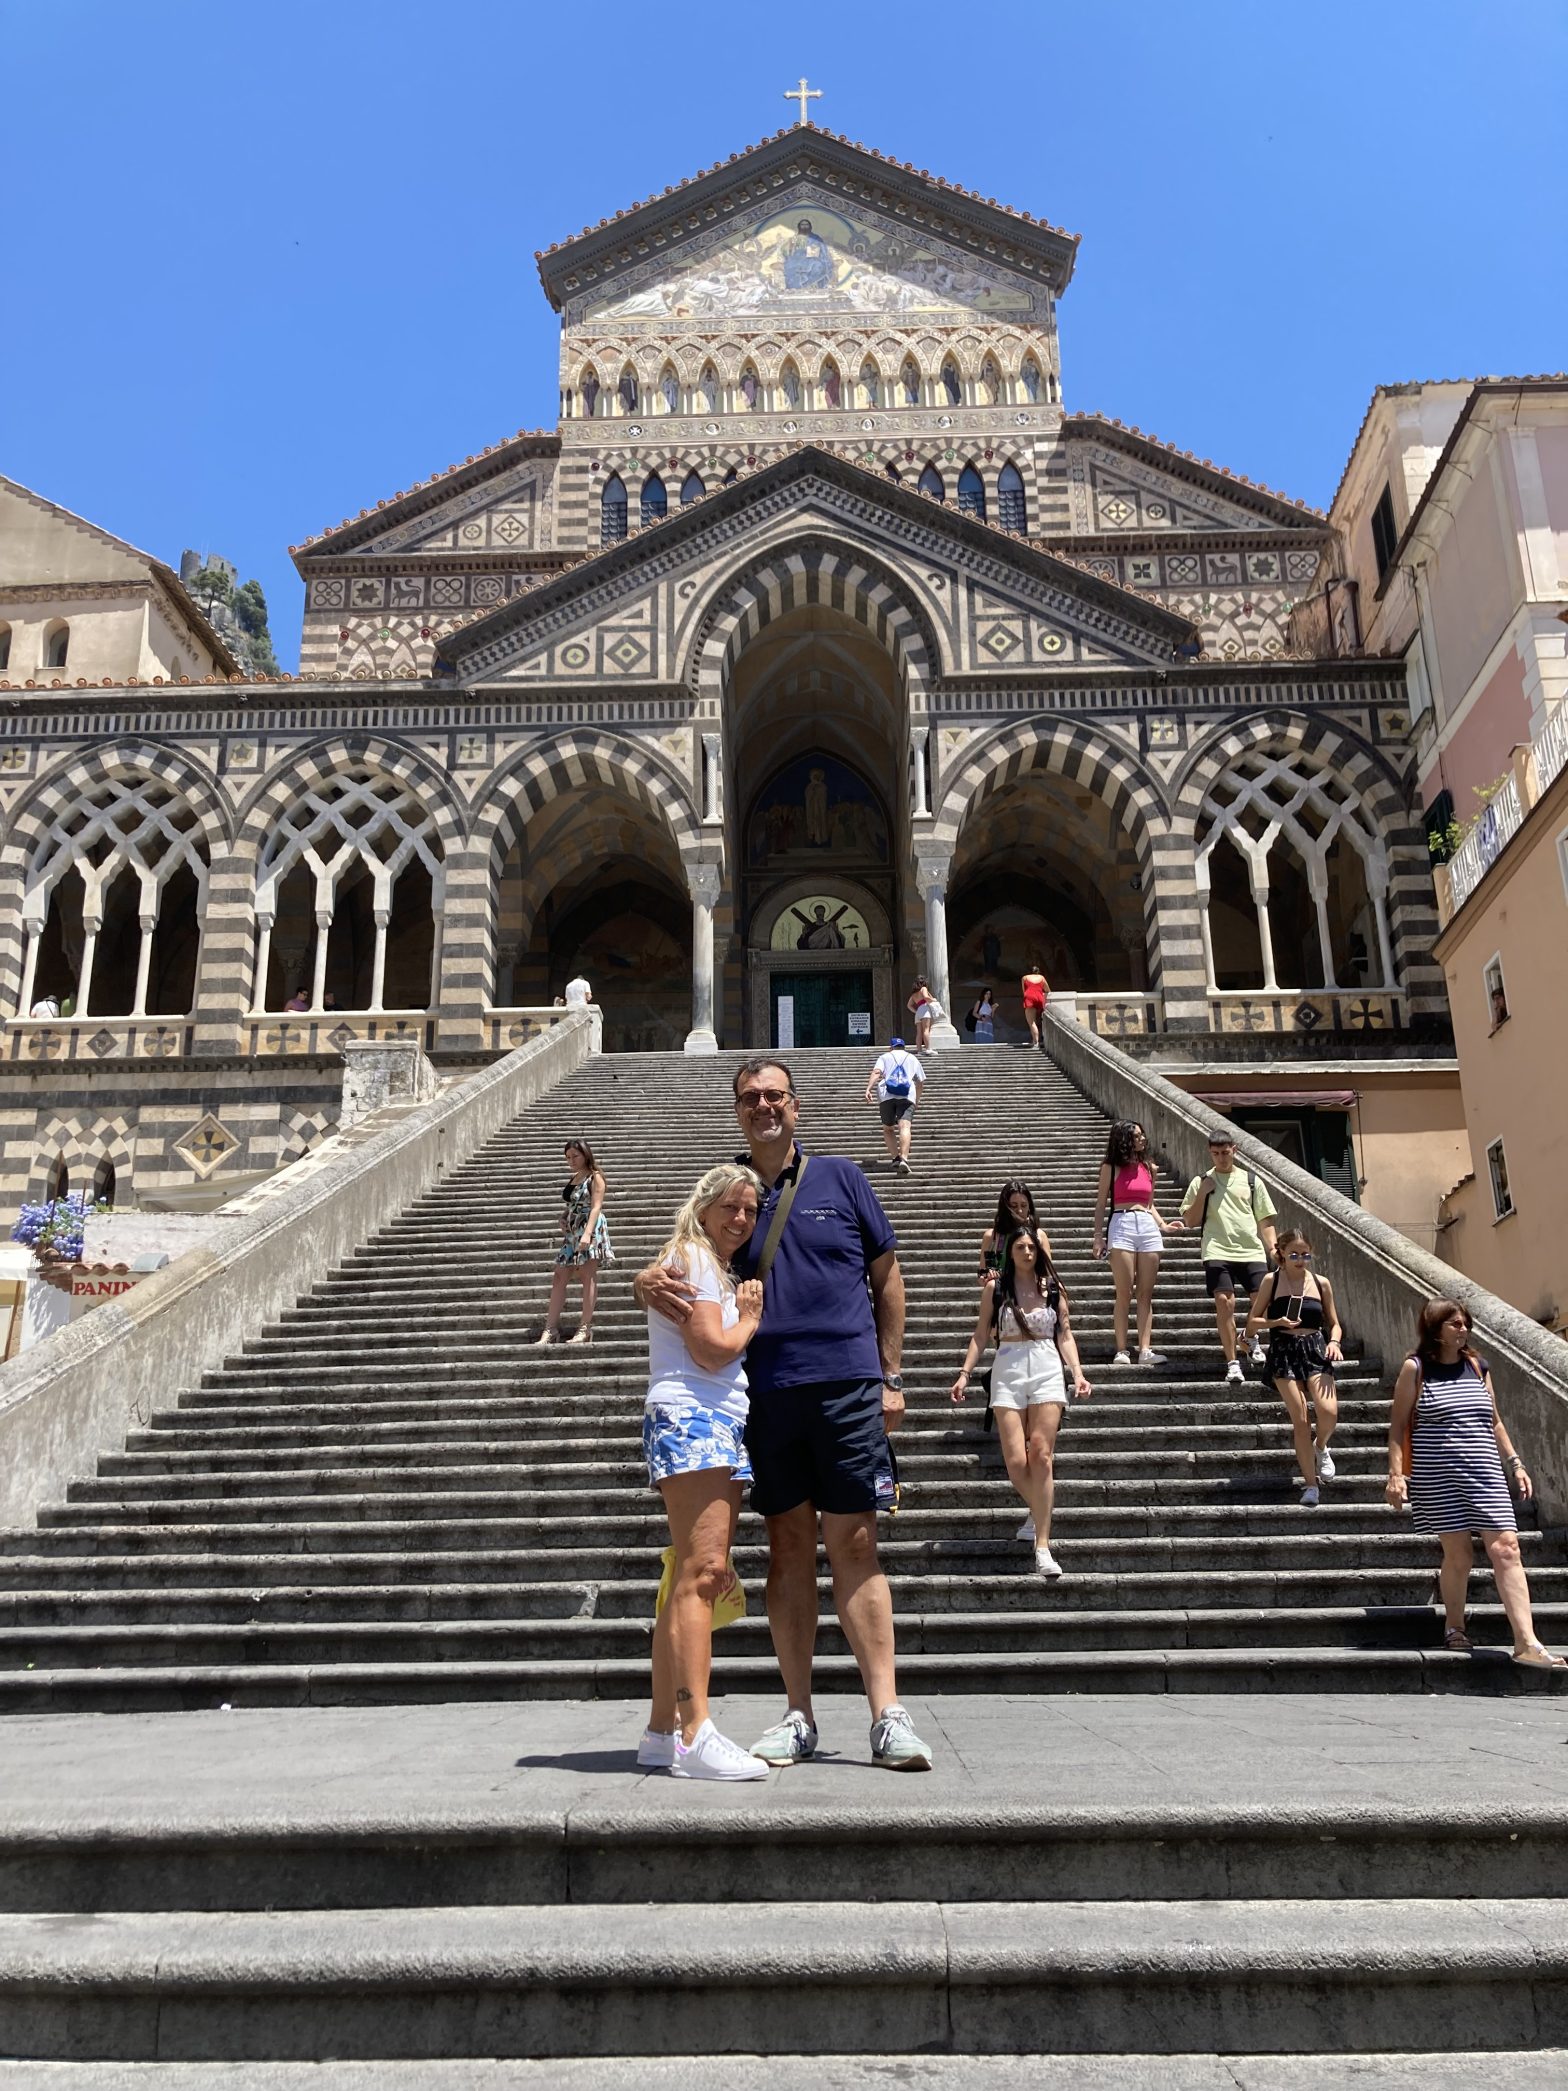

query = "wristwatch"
[883,1373,904,1390]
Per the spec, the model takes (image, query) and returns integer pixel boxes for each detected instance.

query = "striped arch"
[3,740,229,861]
[932,717,1170,864]
[29,1113,137,1205]
[236,736,468,860]
[471,729,703,873]
[689,541,939,713]
[1170,708,1439,1011]
[1173,710,1410,832]
[511,813,689,928]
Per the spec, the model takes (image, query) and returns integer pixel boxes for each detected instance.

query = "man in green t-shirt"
[1181,1130,1278,1385]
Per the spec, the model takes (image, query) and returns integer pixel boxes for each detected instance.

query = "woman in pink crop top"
[1093,1120,1183,1366]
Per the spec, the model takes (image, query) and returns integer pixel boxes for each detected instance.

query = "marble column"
[913,848,961,1049]
[684,862,722,1055]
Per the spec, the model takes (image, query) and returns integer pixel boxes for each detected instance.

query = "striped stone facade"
[0,128,1444,1209]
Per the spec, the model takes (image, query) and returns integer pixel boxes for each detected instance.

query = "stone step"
[6,1566,1551,1622]
[0,1895,1564,2059]
[2,1644,1564,1712]
[4,1599,1565,1673]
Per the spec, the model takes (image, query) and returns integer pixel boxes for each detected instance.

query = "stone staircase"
[2,1045,1566,2077]
[1,1045,1562,1711]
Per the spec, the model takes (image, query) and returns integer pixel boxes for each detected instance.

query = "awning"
[1196,1090,1358,1109]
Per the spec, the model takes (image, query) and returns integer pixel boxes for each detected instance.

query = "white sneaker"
[636,1726,675,1769]
[1250,1337,1267,1366]
[1111,1350,1131,1366]
[1316,1447,1336,1481]
[1224,1360,1245,1385]
[1035,1546,1064,1578]
[1138,1349,1167,1367]
[1015,1515,1036,1542]
[1300,1485,1320,1508]
[670,1718,769,1781]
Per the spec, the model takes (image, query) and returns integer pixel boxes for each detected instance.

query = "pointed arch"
[980,355,1002,406]
[778,357,802,410]
[578,365,601,418]
[699,361,720,414]
[858,358,881,409]
[940,358,962,406]
[1020,354,1042,404]
[657,363,680,416]
[680,470,706,507]
[957,464,986,521]
[600,472,628,545]
[918,464,946,503]
[616,363,639,416]
[739,360,761,411]
[640,472,668,527]
[819,358,842,410]
[900,357,922,407]
[932,717,1169,865]
[997,461,1027,534]
[472,728,705,875]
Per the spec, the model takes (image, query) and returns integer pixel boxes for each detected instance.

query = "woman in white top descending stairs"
[950,1222,1091,1579]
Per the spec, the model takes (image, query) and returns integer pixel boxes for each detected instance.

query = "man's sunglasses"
[736,1086,794,1109]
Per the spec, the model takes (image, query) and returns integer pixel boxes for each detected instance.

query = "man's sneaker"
[894,1157,911,1177]
[1015,1514,1036,1542]
[1035,1545,1064,1578]
[1316,1446,1336,1481]
[870,1705,933,1771]
[1111,1350,1131,1366]
[751,1709,818,1765]
[1300,1485,1320,1508]
[1250,1337,1267,1366]
[671,1719,768,1781]
[636,1726,675,1769]
[1138,1349,1168,1367]
[1224,1359,1245,1385]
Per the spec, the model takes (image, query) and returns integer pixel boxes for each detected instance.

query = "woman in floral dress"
[535,1139,613,1345]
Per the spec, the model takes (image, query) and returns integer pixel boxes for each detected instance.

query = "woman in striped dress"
[1386,1297,1563,1668]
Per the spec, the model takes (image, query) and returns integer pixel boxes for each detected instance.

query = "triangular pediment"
[1063,419,1325,534]
[577,187,1047,331]
[538,127,1078,311]
[437,449,1195,689]
[291,434,560,561]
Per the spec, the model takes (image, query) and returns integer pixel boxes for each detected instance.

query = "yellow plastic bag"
[654,1547,747,1629]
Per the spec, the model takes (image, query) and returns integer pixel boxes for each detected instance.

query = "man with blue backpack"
[864,1035,926,1177]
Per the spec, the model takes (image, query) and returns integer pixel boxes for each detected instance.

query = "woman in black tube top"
[1245,1229,1342,1508]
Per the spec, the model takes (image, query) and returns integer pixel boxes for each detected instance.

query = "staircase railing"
[0,1012,598,1529]
[1044,1009,1568,1523]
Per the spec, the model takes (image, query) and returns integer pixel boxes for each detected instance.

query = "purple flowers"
[11,1192,109,1263]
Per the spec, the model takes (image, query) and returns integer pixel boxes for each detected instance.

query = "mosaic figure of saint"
[580,373,600,418]
[619,369,639,415]
[860,362,880,408]
[902,360,921,406]
[781,364,801,409]
[804,766,830,846]
[741,370,759,410]
[701,366,720,413]
[793,901,849,950]
[821,365,841,409]
[661,370,679,415]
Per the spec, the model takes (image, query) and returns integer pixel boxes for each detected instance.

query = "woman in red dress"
[1019,963,1049,1049]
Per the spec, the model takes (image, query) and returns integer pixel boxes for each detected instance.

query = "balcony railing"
[1447,773,1524,913]
[1536,700,1568,797]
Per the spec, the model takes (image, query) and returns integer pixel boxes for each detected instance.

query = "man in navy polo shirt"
[636,1056,933,1772]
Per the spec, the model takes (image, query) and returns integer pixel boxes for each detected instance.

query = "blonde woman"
[640,1162,771,1780]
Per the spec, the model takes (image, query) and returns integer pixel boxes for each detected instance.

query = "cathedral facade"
[0,123,1439,1210]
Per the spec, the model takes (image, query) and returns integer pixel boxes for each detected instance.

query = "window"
[1483,954,1509,1031]
[640,473,667,527]
[1371,484,1399,583]
[918,465,945,502]
[997,462,1026,533]
[680,471,705,507]
[92,1157,116,1205]
[957,465,986,521]
[884,462,901,483]
[600,473,628,545]
[0,623,9,672]
[1486,1137,1515,1220]
[43,621,69,670]
[43,1156,68,1202]
[1424,789,1456,863]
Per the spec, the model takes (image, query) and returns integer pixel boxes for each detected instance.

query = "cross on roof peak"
[784,77,821,126]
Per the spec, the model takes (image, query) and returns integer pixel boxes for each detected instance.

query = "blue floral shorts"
[643,1400,753,1488]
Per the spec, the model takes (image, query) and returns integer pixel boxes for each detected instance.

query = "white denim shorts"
[1107,1209,1162,1255]
[989,1340,1067,1411]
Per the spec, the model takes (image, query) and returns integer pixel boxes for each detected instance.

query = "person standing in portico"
[563,973,592,1008]
[634,1057,933,1772]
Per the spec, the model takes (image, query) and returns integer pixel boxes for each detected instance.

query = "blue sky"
[4,0,1563,670]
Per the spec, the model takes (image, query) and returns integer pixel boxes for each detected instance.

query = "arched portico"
[746,873,894,1048]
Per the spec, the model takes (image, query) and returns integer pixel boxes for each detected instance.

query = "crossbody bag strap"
[755,1154,809,1283]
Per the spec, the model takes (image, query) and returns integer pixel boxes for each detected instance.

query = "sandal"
[567,1327,592,1346]
[1442,1628,1473,1652]
[1512,1643,1568,1669]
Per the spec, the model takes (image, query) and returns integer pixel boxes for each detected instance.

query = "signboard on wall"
[847,1012,871,1038]
[776,996,795,1049]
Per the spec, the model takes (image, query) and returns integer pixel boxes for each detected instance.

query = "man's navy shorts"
[745,1376,890,1517]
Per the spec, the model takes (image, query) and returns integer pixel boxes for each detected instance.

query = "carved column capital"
[688,861,723,909]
